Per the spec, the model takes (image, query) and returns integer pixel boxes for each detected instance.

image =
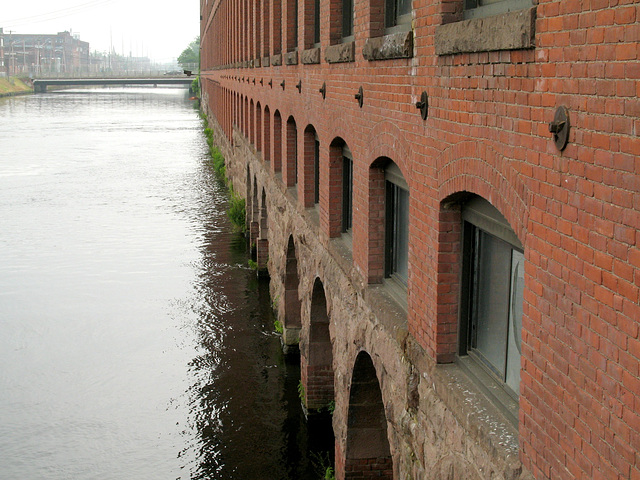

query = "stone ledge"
[301,47,321,64]
[284,51,298,65]
[404,337,531,479]
[363,30,413,61]
[271,54,282,66]
[325,41,355,64]
[435,7,536,55]
[262,56,270,67]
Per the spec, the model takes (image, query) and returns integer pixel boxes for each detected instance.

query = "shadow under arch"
[248,178,259,262]
[301,278,335,412]
[256,187,269,274]
[344,351,393,479]
[281,235,302,349]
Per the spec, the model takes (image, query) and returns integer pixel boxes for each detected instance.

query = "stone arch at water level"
[249,178,259,262]
[281,235,301,348]
[342,351,392,479]
[301,278,334,412]
[256,188,269,273]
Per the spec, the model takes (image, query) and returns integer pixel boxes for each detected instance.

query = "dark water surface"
[0,88,317,479]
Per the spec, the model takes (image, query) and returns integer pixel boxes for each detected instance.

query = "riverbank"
[0,77,33,97]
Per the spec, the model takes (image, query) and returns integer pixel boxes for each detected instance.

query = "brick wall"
[200,0,640,478]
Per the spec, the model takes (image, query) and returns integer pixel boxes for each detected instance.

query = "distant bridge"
[32,76,195,93]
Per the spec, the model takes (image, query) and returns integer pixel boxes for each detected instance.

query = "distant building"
[0,28,5,77]
[0,30,89,76]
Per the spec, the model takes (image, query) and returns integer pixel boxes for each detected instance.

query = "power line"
[2,0,117,29]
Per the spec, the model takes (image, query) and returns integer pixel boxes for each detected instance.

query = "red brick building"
[199,0,639,478]
[0,30,90,76]
[0,28,5,76]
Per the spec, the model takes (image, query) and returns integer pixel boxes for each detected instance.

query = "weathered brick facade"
[200,0,639,477]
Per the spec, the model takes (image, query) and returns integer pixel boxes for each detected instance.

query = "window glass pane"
[294,0,299,47]
[342,156,353,232]
[393,186,409,284]
[505,250,524,396]
[342,0,353,37]
[397,0,411,17]
[314,0,320,44]
[473,230,511,377]
[385,0,396,28]
[314,140,320,204]
[294,130,298,182]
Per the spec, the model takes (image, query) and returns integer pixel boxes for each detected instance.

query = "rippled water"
[0,88,320,479]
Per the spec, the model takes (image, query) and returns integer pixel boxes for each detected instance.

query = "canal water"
[0,88,325,479]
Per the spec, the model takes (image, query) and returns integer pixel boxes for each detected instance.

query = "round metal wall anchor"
[355,86,363,108]
[268,79,273,88]
[319,82,326,99]
[415,91,429,120]
[549,106,570,151]
[280,80,286,90]
[296,80,302,93]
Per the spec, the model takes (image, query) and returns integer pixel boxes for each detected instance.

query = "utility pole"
[9,30,14,77]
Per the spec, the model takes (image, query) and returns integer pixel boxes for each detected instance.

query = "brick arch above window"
[323,115,354,153]
[365,120,412,183]
[437,141,529,245]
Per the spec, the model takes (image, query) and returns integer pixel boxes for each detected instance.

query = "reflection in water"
[0,88,330,479]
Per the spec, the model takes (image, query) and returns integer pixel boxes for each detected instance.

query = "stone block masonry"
[199,0,640,478]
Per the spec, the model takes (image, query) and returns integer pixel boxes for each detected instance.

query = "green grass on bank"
[0,77,33,95]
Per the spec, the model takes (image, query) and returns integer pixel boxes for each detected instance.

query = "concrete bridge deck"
[32,77,194,93]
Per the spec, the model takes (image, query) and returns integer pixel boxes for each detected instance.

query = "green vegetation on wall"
[201,115,246,233]
[190,77,200,96]
[228,193,246,233]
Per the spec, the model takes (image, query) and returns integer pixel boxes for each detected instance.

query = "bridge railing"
[32,63,200,80]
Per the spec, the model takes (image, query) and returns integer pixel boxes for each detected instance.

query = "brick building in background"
[0,28,5,76]
[0,30,89,76]
[199,0,639,478]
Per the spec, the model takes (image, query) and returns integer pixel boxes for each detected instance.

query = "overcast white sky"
[1,0,200,63]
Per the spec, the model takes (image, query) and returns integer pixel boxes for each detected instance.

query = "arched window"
[314,135,320,205]
[285,117,298,187]
[459,196,524,404]
[302,125,319,208]
[384,162,409,285]
[342,145,353,234]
